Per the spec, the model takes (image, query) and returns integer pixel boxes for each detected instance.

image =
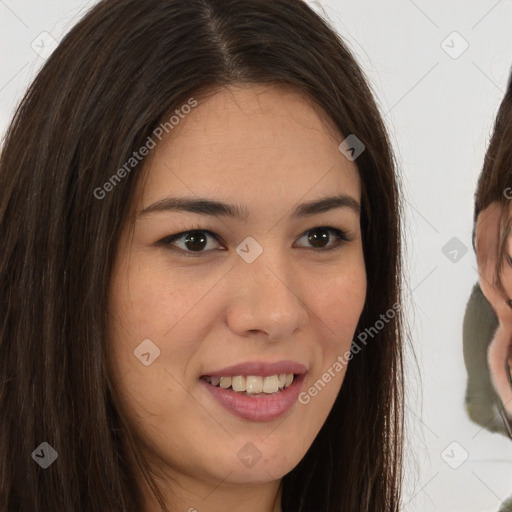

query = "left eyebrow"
[137,194,360,220]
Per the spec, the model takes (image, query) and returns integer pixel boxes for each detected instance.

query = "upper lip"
[201,360,308,378]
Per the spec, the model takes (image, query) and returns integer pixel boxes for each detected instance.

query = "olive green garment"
[463,282,512,512]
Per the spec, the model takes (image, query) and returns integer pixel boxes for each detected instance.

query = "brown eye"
[157,230,224,256]
[180,231,208,252]
[295,226,350,251]
[306,227,330,249]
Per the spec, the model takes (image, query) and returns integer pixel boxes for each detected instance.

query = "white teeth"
[263,375,280,393]
[204,373,295,394]
[246,376,263,393]
[231,376,246,392]
[219,376,231,388]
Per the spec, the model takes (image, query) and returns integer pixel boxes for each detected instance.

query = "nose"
[225,250,309,341]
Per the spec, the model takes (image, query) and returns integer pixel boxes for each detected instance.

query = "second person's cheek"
[506,225,512,267]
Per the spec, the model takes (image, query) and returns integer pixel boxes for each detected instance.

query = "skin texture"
[475,200,512,417]
[108,84,367,512]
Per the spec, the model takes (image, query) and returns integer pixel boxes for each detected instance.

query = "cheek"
[107,266,203,431]
[110,258,211,342]
[506,235,512,277]
[309,258,367,343]
[295,262,366,439]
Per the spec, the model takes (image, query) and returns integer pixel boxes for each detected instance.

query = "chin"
[217,439,304,484]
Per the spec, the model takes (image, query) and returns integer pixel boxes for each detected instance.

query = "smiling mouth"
[200,373,296,396]
[199,371,306,422]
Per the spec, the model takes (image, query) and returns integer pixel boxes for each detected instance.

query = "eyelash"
[156,225,353,258]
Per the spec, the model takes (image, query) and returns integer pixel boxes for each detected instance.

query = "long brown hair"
[0,1,404,510]
[474,70,512,293]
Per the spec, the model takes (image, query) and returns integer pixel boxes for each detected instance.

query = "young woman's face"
[108,84,366,498]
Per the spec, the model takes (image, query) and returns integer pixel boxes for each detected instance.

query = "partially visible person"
[464,68,512,512]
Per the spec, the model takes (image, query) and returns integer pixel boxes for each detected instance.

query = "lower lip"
[200,374,306,422]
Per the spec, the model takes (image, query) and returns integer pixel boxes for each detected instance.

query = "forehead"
[140,84,361,213]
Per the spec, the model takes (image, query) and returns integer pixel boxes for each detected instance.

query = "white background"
[1,1,512,511]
